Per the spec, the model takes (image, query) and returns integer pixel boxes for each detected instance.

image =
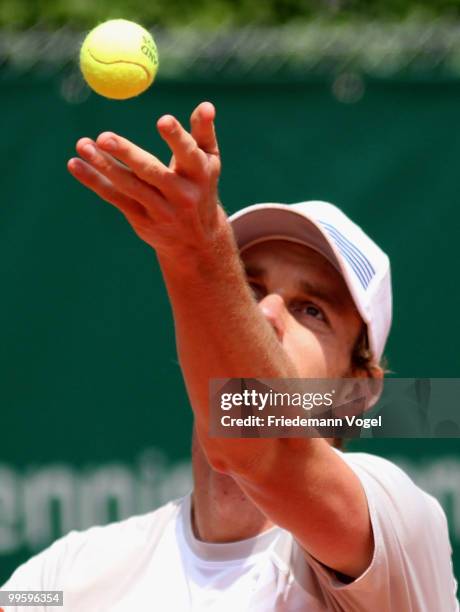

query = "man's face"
[240,239,364,378]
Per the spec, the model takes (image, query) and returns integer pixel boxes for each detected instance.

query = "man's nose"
[258,293,287,341]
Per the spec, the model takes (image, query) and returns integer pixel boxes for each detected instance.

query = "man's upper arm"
[302,451,459,612]
[231,439,374,578]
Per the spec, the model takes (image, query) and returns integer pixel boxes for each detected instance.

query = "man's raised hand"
[67,101,225,259]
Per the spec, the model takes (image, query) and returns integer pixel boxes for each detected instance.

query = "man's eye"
[291,302,326,322]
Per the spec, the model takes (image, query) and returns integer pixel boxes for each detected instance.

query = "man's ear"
[366,366,384,405]
[350,364,384,410]
[351,363,384,380]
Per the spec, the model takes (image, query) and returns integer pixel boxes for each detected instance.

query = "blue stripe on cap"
[320,221,375,279]
[319,221,375,289]
[322,227,372,285]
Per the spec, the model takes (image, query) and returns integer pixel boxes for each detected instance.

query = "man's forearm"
[158,218,298,455]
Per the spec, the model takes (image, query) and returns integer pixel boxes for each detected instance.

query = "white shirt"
[2,450,459,611]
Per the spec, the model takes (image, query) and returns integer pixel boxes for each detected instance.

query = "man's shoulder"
[336,449,431,499]
[336,449,448,535]
[336,448,423,489]
[336,448,405,472]
[3,496,186,590]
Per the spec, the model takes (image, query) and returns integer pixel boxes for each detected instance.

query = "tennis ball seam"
[87,48,151,81]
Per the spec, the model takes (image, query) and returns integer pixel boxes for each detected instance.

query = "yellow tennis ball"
[80,19,159,100]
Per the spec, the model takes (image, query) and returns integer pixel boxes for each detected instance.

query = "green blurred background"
[1,1,460,587]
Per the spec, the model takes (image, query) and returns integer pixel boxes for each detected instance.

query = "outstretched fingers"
[69,105,223,254]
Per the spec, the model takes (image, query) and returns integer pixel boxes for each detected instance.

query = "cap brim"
[230,204,341,271]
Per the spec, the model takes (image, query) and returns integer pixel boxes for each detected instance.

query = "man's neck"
[191,432,274,543]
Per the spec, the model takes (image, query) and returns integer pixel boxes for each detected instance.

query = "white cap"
[229,201,392,362]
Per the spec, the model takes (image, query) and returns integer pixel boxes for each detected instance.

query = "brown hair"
[333,326,387,451]
[351,326,374,375]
